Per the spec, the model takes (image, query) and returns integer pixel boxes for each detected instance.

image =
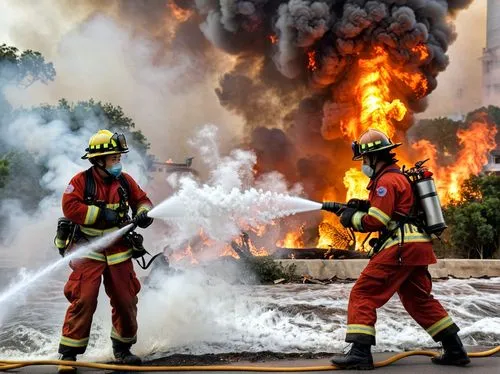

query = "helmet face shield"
[112,133,128,152]
[351,141,361,160]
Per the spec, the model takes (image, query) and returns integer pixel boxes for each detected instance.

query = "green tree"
[10,98,151,156]
[0,157,8,188]
[0,43,55,88]
[444,175,500,259]
[0,43,56,124]
[0,152,46,209]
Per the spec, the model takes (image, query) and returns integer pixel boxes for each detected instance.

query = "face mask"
[107,162,122,177]
[362,164,374,178]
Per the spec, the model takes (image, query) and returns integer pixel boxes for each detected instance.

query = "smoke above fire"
[194,0,475,200]
[199,2,472,124]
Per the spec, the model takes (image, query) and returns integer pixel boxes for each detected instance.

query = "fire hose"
[0,346,498,371]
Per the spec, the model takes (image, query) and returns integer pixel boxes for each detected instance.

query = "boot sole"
[431,358,471,366]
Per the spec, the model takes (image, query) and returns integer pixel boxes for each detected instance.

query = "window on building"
[494,156,500,164]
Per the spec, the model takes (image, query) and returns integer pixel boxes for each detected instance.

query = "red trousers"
[59,258,141,355]
[346,262,459,345]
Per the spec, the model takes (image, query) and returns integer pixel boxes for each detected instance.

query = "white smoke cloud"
[150,124,314,257]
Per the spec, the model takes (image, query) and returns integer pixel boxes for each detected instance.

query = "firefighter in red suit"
[329,129,469,370]
[56,130,154,373]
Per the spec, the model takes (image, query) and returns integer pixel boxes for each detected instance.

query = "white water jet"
[147,177,322,242]
[0,224,133,307]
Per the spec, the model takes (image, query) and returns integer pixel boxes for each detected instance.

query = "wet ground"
[1,263,499,372]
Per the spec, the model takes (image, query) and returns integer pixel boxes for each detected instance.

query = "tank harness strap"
[371,168,425,265]
[84,168,96,205]
[84,167,131,206]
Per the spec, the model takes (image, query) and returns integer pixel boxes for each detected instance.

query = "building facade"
[482,0,500,175]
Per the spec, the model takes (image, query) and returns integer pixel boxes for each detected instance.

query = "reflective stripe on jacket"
[352,165,436,265]
[61,167,153,265]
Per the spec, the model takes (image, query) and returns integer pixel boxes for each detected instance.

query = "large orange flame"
[340,46,419,139]
[167,40,496,258]
[412,120,498,203]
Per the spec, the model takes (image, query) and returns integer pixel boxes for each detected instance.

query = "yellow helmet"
[351,129,401,161]
[81,130,129,160]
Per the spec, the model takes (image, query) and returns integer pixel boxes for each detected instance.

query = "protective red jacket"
[62,167,152,264]
[350,164,436,265]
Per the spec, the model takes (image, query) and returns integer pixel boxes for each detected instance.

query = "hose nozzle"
[321,202,347,216]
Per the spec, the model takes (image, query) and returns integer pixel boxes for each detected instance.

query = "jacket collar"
[92,165,115,185]
[366,163,400,190]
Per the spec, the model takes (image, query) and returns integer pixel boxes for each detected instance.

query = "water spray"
[145,182,324,249]
[0,186,332,308]
[0,224,133,307]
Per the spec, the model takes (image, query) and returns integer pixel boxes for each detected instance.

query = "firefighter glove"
[347,198,370,212]
[135,211,154,229]
[55,217,74,256]
[99,207,120,226]
[340,208,357,228]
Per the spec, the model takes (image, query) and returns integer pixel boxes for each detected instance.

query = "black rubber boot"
[57,354,77,373]
[113,342,142,365]
[330,343,374,370]
[432,333,470,366]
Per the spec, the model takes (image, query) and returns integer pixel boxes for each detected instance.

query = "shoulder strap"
[84,168,96,205]
[117,174,131,201]
[84,168,131,204]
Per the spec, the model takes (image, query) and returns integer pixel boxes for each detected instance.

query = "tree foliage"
[0,43,55,88]
[0,152,46,208]
[0,157,8,189]
[411,117,461,160]
[444,175,500,259]
[10,98,151,156]
[0,43,56,117]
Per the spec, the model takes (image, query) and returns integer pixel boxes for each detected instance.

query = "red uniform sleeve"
[122,173,153,214]
[359,174,397,232]
[62,173,101,226]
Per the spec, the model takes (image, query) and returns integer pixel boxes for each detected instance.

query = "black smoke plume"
[58,0,473,198]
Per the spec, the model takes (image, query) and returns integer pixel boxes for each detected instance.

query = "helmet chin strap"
[368,154,379,180]
[94,159,117,181]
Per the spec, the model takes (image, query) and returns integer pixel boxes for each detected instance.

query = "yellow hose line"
[0,346,498,372]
